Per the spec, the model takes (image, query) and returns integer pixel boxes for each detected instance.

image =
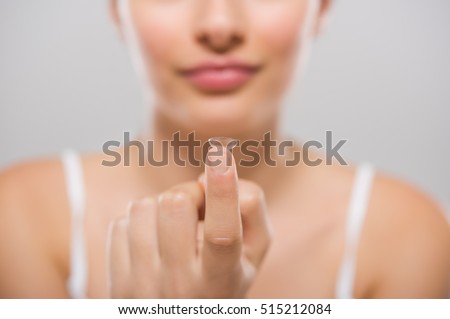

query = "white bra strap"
[335,162,375,299]
[61,149,87,299]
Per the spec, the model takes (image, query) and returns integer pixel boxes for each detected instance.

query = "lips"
[179,60,260,93]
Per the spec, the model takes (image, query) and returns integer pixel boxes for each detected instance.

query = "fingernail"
[206,137,237,176]
[207,149,230,175]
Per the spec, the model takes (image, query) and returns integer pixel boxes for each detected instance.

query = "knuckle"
[114,216,129,231]
[169,182,198,199]
[108,216,128,241]
[128,197,155,216]
[204,232,242,248]
[241,184,265,212]
[158,190,192,212]
[248,184,265,202]
[171,190,191,203]
[158,192,173,210]
[126,199,157,237]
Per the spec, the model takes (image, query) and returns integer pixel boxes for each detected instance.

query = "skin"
[0,0,449,298]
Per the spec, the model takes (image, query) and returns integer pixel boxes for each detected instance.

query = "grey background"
[0,0,449,214]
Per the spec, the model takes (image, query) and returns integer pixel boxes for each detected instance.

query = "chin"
[184,95,268,137]
[156,81,278,137]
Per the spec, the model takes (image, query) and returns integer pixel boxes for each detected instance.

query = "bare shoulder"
[361,169,450,298]
[0,157,69,238]
[0,151,124,297]
[0,157,70,297]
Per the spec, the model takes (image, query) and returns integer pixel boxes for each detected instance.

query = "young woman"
[0,0,449,298]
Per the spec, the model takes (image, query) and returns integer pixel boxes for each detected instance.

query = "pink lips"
[179,60,260,93]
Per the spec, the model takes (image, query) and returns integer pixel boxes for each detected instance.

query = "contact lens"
[208,137,239,151]
[207,137,238,168]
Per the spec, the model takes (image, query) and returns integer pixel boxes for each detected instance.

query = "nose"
[194,0,245,54]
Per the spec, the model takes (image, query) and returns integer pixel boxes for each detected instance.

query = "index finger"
[202,144,242,277]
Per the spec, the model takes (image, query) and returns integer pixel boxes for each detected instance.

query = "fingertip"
[205,148,238,190]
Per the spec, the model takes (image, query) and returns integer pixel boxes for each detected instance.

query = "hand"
[107,147,273,298]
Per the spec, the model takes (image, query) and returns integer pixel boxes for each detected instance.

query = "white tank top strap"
[335,162,375,299]
[61,149,88,299]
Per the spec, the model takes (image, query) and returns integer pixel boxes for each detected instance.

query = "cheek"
[130,5,185,68]
[129,4,190,103]
[251,2,309,57]
[248,2,313,103]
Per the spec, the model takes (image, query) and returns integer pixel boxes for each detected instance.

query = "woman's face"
[113,0,328,136]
